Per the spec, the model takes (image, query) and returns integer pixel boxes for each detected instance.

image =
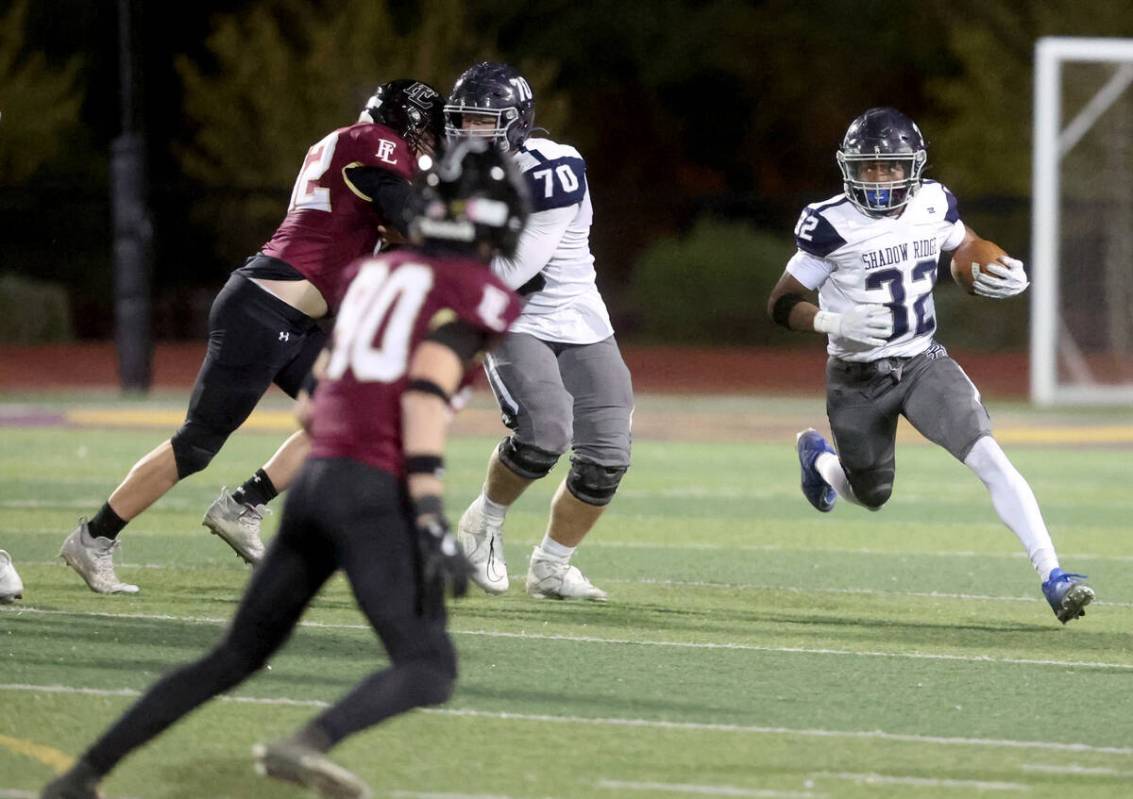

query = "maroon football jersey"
[309,249,522,476]
[261,122,416,309]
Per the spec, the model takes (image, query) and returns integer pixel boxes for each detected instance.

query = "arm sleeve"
[343,165,412,237]
[942,220,967,252]
[785,250,833,291]
[489,205,575,290]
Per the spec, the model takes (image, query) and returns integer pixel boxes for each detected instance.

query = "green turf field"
[1,393,1131,799]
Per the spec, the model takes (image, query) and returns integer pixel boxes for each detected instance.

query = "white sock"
[537,535,574,562]
[963,436,1060,580]
[815,452,868,508]
[481,493,508,525]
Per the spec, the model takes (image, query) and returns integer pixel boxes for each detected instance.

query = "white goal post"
[1032,37,1133,405]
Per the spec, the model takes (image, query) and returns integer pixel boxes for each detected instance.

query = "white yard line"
[1019,763,1133,776]
[11,560,1133,610]
[3,683,1132,757]
[811,772,1028,791]
[2,684,1133,752]
[595,778,822,797]
[389,792,524,799]
[3,605,1130,671]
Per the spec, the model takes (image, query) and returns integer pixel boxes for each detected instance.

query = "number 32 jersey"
[309,250,522,477]
[786,180,967,362]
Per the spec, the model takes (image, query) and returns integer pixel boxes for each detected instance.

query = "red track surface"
[0,342,1030,397]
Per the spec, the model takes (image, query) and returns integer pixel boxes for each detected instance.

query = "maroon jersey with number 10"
[261,122,416,309]
[309,250,522,477]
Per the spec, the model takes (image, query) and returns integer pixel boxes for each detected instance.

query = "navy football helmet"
[837,107,927,216]
[361,79,444,155]
[410,139,529,258]
[444,62,535,152]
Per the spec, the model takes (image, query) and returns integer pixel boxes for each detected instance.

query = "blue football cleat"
[795,428,837,513]
[1042,568,1095,624]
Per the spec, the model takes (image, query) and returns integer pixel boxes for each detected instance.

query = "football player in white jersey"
[766,107,1094,624]
[444,62,633,601]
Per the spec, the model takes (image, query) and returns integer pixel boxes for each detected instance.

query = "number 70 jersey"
[786,180,967,362]
[309,250,522,476]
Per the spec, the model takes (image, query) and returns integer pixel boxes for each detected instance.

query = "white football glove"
[972,256,1029,299]
[813,304,892,347]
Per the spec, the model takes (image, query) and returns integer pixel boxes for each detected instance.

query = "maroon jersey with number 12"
[309,250,522,477]
[261,122,416,308]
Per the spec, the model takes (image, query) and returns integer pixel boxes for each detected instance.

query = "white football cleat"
[59,520,139,594]
[0,549,23,603]
[526,547,608,602]
[253,739,371,799]
[202,488,267,565]
[456,496,509,595]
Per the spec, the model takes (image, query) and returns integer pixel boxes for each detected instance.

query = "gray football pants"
[485,333,634,467]
[825,342,992,508]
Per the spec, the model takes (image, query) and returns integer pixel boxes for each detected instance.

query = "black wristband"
[405,379,450,403]
[771,293,806,329]
[405,455,445,477]
[413,494,444,518]
[300,371,319,395]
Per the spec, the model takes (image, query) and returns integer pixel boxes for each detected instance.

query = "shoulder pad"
[793,201,848,257]
[350,124,415,180]
[521,154,587,212]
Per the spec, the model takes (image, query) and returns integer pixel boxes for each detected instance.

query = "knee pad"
[566,458,628,507]
[848,469,892,510]
[497,437,561,480]
[171,423,227,479]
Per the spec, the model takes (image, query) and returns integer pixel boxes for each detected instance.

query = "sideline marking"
[3,683,1132,756]
[0,734,73,773]
[4,606,1131,671]
[596,779,822,797]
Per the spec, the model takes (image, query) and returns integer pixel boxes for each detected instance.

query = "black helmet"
[444,62,535,152]
[836,107,927,215]
[410,139,529,258]
[361,79,444,154]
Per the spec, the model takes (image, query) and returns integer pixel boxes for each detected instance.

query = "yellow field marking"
[62,407,1133,444]
[991,426,1133,444]
[0,734,73,773]
[67,408,298,432]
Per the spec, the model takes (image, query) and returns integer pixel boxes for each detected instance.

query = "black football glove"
[413,496,470,603]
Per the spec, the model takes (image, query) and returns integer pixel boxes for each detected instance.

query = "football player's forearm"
[401,341,464,502]
[769,291,821,333]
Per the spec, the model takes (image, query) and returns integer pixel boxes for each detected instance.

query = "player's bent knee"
[497,436,561,480]
[851,475,892,510]
[170,424,227,479]
[566,458,628,507]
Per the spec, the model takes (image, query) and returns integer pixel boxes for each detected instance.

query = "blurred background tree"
[0,0,83,185]
[176,0,569,262]
[3,0,1132,346]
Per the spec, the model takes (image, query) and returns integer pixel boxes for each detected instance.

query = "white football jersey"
[489,137,613,344]
[786,180,967,362]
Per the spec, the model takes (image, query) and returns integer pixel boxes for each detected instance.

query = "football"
[950,238,1007,295]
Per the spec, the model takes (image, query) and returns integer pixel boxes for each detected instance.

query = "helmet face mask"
[444,62,534,153]
[409,139,529,258]
[837,107,927,216]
